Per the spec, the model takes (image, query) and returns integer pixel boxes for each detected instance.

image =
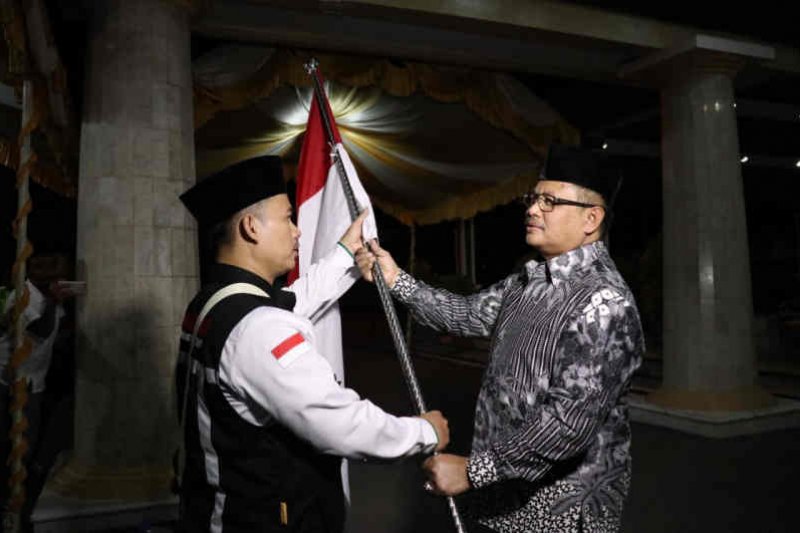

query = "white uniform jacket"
[217,245,438,459]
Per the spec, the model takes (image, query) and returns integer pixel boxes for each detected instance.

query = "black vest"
[176,264,345,533]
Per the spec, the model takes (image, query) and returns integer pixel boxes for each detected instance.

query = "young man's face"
[524,180,598,259]
[254,194,300,278]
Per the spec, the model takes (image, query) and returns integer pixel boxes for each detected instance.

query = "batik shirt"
[392,241,644,533]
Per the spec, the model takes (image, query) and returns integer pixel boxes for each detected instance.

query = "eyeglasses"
[519,192,601,212]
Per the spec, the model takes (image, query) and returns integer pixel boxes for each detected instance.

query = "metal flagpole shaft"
[304,59,467,533]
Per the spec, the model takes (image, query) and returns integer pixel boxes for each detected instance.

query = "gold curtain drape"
[1,0,78,197]
[195,49,579,225]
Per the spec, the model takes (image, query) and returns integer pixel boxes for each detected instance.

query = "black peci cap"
[179,156,286,226]
[541,144,621,206]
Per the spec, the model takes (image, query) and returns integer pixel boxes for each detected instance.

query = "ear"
[238,213,260,244]
[583,206,606,235]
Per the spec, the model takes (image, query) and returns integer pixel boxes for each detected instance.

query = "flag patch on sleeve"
[271,332,308,368]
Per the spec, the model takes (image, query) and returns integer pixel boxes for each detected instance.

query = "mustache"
[525,214,543,228]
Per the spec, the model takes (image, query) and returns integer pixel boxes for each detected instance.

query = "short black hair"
[206,217,237,259]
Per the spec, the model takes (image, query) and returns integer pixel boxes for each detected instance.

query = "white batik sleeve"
[391,270,511,338]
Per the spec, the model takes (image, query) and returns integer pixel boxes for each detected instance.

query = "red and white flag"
[290,78,378,388]
[290,76,378,507]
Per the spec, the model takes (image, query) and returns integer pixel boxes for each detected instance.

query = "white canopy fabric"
[193,47,579,225]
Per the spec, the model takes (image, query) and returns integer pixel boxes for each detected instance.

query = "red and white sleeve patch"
[270,332,308,368]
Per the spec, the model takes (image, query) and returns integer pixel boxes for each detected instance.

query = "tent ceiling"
[193,47,579,225]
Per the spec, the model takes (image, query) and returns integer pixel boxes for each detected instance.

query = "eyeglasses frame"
[520,191,604,212]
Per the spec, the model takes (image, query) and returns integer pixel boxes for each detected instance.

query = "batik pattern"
[393,241,644,532]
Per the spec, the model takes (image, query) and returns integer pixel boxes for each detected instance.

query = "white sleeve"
[219,308,438,460]
[287,245,361,322]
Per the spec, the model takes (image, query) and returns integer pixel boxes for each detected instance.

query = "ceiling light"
[740,156,749,163]
[602,142,608,150]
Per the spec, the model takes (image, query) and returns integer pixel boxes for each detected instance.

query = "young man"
[0,255,77,532]
[176,155,449,533]
[356,144,645,532]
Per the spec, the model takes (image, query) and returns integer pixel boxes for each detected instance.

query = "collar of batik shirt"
[523,241,606,287]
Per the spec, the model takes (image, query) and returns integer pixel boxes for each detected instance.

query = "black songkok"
[541,144,621,206]
[179,156,286,226]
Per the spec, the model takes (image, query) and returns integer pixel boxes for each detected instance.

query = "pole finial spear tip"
[304,58,319,75]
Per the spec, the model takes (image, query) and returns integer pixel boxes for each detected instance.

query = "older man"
[357,144,644,532]
[176,155,449,533]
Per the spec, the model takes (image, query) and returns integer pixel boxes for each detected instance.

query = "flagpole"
[304,59,467,533]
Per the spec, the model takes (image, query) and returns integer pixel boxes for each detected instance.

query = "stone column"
[624,39,775,411]
[54,0,198,499]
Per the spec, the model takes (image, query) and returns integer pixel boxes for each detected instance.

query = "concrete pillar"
[624,39,775,411]
[54,0,197,499]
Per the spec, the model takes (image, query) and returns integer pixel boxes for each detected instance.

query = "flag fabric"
[291,77,378,377]
[290,78,378,505]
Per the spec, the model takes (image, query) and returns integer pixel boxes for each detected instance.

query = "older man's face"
[524,180,596,259]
